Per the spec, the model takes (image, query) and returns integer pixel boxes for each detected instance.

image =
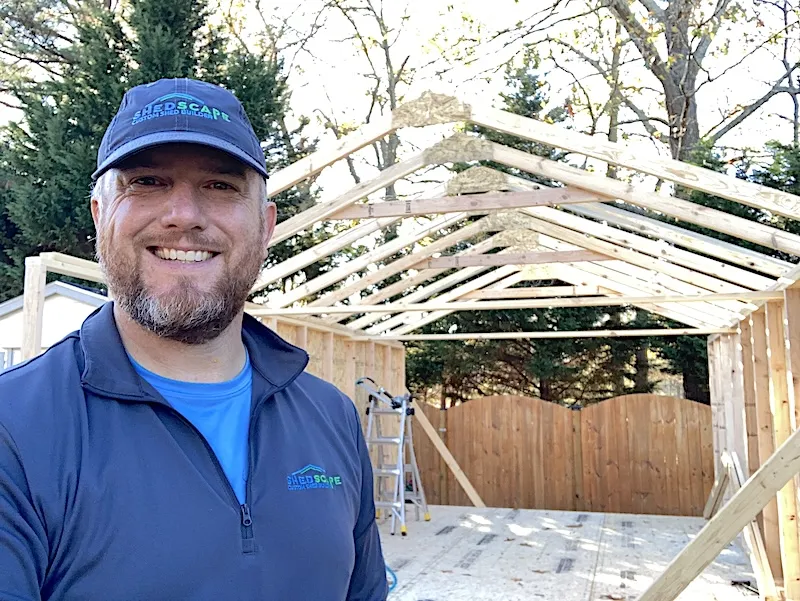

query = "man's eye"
[132,176,159,186]
[210,182,235,191]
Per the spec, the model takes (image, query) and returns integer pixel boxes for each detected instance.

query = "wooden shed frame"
[19,91,800,600]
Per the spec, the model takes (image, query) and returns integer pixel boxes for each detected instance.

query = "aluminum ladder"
[357,377,429,535]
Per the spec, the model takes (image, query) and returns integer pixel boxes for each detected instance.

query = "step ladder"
[357,377,430,536]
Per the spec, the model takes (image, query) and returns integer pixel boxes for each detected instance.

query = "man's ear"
[91,196,101,229]
[261,201,277,259]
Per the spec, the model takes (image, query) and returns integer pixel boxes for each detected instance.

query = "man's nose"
[159,183,208,230]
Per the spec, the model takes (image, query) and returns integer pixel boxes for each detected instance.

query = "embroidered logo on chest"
[287,464,343,491]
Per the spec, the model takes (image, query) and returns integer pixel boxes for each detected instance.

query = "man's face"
[92,144,276,344]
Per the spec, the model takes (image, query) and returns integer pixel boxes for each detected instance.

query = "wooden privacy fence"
[414,394,714,516]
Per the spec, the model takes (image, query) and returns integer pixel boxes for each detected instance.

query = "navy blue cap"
[93,78,268,180]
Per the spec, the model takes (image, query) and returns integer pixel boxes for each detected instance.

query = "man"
[0,78,388,600]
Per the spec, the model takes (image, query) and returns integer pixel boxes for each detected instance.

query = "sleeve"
[0,421,47,600]
[346,405,389,601]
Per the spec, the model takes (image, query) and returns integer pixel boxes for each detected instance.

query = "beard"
[96,225,265,345]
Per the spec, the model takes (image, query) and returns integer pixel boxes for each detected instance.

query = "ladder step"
[371,408,404,415]
[369,437,402,444]
[375,501,402,509]
[375,468,401,476]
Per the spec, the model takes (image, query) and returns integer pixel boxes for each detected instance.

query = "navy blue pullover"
[0,303,388,600]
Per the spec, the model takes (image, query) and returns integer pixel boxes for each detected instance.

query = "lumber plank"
[565,202,791,279]
[726,453,780,601]
[765,300,800,599]
[251,216,399,292]
[329,188,601,219]
[520,210,755,299]
[267,115,394,196]
[526,204,776,290]
[412,250,609,269]
[750,309,785,583]
[739,319,761,481]
[271,151,428,245]
[472,105,800,220]
[494,144,800,256]
[253,292,783,317]
[371,267,523,335]
[21,257,47,361]
[328,235,503,325]
[463,285,604,299]
[547,260,727,328]
[636,425,800,601]
[270,211,470,307]
[359,328,734,342]
[308,219,488,307]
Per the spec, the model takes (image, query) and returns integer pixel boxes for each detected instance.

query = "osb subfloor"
[379,505,755,601]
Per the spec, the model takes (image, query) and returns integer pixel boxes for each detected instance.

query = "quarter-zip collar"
[79,302,309,400]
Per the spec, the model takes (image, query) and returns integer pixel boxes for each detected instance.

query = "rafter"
[367,267,526,335]
[251,215,400,293]
[314,235,503,314]
[361,327,735,341]
[517,212,753,305]
[344,263,556,331]
[267,115,394,196]
[529,237,741,327]
[268,211,472,308]
[306,219,492,308]
[492,144,800,257]
[271,149,427,245]
[329,188,600,219]
[248,291,783,317]
[564,202,792,279]
[462,285,608,299]
[470,104,800,220]
[519,208,773,291]
[412,250,610,269]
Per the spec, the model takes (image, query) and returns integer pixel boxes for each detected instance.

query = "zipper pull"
[240,503,253,527]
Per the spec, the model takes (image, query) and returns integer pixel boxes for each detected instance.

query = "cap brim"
[91,131,269,180]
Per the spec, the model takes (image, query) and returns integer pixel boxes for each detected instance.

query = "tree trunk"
[634,345,650,392]
[540,378,553,401]
[606,20,622,179]
[663,0,701,160]
[683,371,710,404]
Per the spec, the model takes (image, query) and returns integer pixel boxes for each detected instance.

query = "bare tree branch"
[636,0,665,22]
[545,36,662,137]
[706,81,796,143]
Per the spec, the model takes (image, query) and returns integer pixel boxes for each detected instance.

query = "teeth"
[154,248,213,262]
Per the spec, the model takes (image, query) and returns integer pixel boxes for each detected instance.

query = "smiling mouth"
[149,247,219,263]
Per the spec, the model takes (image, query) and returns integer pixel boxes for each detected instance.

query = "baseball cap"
[93,78,268,180]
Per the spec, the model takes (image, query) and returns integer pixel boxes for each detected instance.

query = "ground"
[379,505,756,601]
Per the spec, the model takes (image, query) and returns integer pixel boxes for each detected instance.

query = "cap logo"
[131,92,231,126]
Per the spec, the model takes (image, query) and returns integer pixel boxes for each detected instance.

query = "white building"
[0,281,107,368]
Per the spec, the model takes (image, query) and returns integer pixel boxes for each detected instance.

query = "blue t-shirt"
[130,353,253,504]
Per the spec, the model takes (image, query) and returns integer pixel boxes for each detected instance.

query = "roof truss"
[25,90,800,342]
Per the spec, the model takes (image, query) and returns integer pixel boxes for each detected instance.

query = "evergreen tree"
[0,0,317,300]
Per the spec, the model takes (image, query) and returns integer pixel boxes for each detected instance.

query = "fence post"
[572,407,584,512]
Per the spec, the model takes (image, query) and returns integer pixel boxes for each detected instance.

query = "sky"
[2,0,797,199]
[233,0,799,202]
